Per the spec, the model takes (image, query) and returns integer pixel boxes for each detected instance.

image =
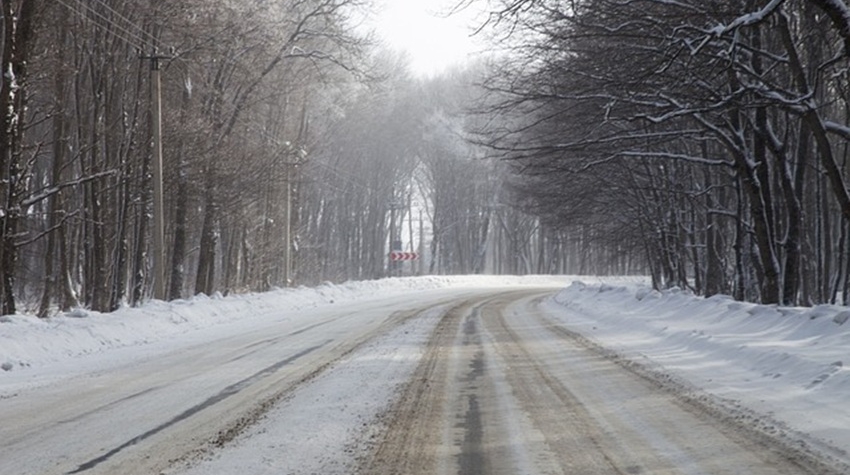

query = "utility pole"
[419,209,425,276]
[388,197,403,276]
[389,201,396,277]
[284,160,292,286]
[142,49,170,300]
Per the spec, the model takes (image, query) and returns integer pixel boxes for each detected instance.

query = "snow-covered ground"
[546,281,850,464]
[2,275,849,471]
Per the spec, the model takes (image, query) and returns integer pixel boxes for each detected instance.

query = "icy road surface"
[1,277,848,474]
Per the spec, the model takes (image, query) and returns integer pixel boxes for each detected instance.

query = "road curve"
[362,291,838,475]
[2,288,843,475]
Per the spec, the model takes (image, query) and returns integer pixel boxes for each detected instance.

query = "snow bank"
[546,281,850,458]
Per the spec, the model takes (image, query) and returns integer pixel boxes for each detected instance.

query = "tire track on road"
[68,343,329,474]
[48,300,456,475]
[360,299,470,475]
[362,291,840,475]
[361,291,548,475]
[486,299,646,474]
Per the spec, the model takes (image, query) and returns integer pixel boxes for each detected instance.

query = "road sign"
[390,251,419,261]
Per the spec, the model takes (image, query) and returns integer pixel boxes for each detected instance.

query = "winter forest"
[2,0,850,317]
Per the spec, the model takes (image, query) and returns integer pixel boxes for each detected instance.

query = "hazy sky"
[372,0,486,76]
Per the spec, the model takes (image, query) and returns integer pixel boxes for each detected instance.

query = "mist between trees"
[2,0,849,317]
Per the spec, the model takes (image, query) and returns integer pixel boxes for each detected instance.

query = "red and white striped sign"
[390,251,419,261]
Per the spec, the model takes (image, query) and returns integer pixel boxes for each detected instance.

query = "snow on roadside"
[168,303,449,475]
[545,281,850,461]
[0,275,572,376]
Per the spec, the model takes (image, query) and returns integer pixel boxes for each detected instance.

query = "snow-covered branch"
[824,120,850,140]
[708,0,785,37]
[20,170,117,209]
[616,151,732,167]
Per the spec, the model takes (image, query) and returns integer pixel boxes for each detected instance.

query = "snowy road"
[363,292,835,475]
[0,288,494,475]
[1,279,846,474]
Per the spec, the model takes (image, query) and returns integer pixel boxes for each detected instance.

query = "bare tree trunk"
[195,172,218,296]
[703,167,725,297]
[733,175,746,301]
[820,171,832,302]
[168,79,193,300]
[776,121,807,305]
[130,136,152,306]
[168,165,188,299]
[0,0,35,315]
[39,18,69,317]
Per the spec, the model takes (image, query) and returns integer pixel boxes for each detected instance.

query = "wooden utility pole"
[284,161,292,286]
[143,50,169,300]
[388,197,403,276]
[419,209,425,276]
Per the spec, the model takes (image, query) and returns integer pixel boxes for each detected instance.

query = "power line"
[71,0,159,49]
[241,115,377,194]
[55,0,155,52]
[89,0,162,47]
[56,0,150,50]
[311,159,376,193]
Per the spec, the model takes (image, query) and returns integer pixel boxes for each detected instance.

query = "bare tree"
[477,0,850,304]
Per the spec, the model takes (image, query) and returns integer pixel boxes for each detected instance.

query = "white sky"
[371,0,487,76]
